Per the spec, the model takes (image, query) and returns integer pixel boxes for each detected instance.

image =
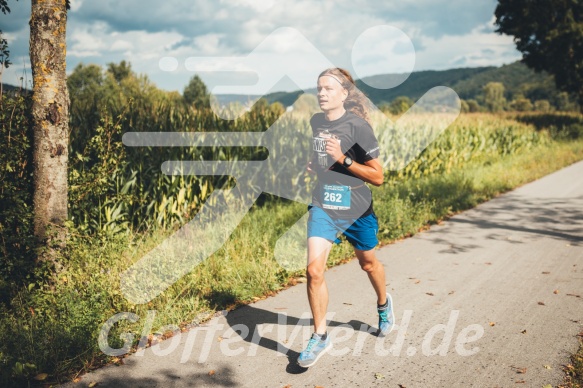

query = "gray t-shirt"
[310,111,381,219]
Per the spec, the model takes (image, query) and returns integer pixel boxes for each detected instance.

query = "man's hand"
[325,137,344,162]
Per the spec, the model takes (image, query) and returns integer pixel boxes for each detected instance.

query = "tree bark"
[30,0,69,246]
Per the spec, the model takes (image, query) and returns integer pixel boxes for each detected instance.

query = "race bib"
[322,184,351,210]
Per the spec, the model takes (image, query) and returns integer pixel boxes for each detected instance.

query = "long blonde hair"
[318,68,370,124]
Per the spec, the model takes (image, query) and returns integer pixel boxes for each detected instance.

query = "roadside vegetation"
[1,62,583,386]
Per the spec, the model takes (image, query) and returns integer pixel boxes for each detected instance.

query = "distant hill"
[449,61,557,103]
[1,83,29,97]
[3,61,565,108]
[356,66,494,104]
[257,61,562,107]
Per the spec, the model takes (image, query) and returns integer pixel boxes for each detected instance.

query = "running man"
[297,67,394,368]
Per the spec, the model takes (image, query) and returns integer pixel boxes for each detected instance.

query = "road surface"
[67,160,583,387]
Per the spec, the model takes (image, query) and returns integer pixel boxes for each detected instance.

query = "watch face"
[344,157,353,166]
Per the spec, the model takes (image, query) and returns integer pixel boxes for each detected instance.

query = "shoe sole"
[297,341,332,368]
[379,292,395,336]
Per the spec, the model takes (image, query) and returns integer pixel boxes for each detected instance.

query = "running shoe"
[297,332,331,368]
[378,292,395,336]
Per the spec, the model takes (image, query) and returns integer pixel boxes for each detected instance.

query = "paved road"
[69,160,583,387]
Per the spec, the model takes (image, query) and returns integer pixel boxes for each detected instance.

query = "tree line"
[0,0,581,272]
[379,82,578,115]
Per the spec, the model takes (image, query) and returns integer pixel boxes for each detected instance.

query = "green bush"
[2,62,583,385]
[0,95,36,302]
[516,112,583,140]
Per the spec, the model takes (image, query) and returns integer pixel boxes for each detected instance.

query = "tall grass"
[2,110,583,385]
[69,110,555,236]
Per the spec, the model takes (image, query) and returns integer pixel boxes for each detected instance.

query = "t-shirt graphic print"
[313,129,341,169]
[309,111,381,219]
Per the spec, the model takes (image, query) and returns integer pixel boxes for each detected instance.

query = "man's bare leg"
[306,237,333,334]
[355,248,387,305]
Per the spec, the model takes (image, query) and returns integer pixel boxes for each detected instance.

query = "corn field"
[68,98,552,235]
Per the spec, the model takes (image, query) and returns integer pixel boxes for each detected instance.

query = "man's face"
[317,75,347,113]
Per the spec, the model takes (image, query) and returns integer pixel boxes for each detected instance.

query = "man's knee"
[359,260,376,273]
[306,263,325,283]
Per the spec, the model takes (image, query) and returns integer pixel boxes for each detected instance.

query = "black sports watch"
[343,156,353,168]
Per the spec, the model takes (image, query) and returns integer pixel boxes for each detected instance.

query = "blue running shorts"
[307,204,379,251]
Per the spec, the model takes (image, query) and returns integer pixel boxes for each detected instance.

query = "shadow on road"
[86,364,239,387]
[221,304,380,374]
[426,194,583,254]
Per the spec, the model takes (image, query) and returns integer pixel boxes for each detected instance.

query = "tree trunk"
[30,0,69,248]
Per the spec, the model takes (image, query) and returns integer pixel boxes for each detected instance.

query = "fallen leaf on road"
[553,290,559,294]
[217,336,224,342]
[426,292,434,296]
[315,386,325,388]
[88,383,98,388]
[566,293,581,298]
[542,271,550,275]
[511,366,527,374]
[485,262,492,265]
[542,385,552,388]
[375,373,385,380]
[414,280,421,284]
[543,365,552,369]
[208,370,215,376]
[398,384,407,388]
[489,322,496,327]
[538,301,546,306]
[343,302,353,305]
[34,373,48,381]
[521,329,527,334]
[515,380,525,384]
[283,385,291,388]
[111,357,123,365]
[448,291,455,295]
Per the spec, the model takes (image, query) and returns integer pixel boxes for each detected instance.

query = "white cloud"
[2,0,522,94]
[414,17,521,70]
[68,22,109,57]
[68,0,85,13]
[192,33,227,55]
[110,40,133,53]
[221,0,275,12]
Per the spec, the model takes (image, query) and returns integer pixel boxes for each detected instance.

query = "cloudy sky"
[2,0,522,95]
